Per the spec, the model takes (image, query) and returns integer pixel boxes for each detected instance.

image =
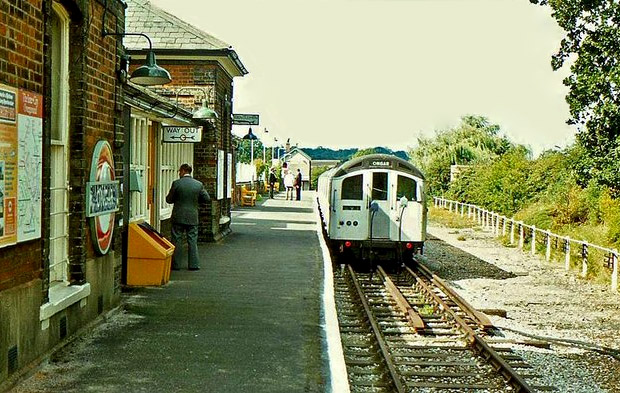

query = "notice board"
[0,84,43,248]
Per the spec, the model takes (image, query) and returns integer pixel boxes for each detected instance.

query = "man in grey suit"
[166,163,210,270]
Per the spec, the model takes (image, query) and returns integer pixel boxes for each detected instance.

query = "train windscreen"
[372,172,388,200]
[397,175,417,201]
[341,174,363,200]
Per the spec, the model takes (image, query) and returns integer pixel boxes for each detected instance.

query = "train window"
[397,175,417,201]
[341,174,363,200]
[372,172,388,200]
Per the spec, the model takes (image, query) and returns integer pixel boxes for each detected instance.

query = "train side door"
[370,171,390,239]
[395,174,423,241]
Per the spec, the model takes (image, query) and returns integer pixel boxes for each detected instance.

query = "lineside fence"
[433,197,619,293]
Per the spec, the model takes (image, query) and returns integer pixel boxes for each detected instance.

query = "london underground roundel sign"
[86,140,119,255]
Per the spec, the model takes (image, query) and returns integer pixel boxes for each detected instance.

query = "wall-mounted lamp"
[175,87,218,120]
[102,1,171,86]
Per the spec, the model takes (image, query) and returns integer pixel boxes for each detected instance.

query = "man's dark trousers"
[171,223,199,269]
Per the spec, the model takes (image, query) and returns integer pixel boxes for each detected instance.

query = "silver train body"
[317,154,427,263]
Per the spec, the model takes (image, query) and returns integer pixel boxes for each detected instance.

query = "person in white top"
[283,171,295,200]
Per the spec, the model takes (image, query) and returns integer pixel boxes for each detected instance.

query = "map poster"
[0,84,18,248]
[17,89,42,242]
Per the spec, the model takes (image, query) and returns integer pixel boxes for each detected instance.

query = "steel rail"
[376,266,425,332]
[404,265,535,393]
[414,260,493,328]
[346,265,407,393]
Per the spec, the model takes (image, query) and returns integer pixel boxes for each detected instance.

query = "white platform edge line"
[314,199,350,393]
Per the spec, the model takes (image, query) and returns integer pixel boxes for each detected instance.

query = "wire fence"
[433,197,619,293]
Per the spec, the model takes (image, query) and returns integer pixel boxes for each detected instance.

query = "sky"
[150,0,576,156]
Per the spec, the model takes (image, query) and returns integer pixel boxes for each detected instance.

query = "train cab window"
[341,174,363,200]
[397,175,417,201]
[372,172,388,200]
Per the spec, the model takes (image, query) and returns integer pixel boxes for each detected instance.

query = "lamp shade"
[192,99,218,120]
[130,51,172,86]
[243,128,258,140]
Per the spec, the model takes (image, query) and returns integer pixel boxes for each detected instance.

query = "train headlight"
[405,242,413,249]
[344,241,352,248]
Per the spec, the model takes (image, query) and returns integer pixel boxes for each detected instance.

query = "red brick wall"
[0,0,126,292]
[0,0,44,92]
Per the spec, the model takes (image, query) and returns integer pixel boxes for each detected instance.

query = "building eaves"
[124,82,195,124]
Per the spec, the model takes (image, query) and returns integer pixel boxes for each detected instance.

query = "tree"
[530,0,620,194]
[409,115,515,194]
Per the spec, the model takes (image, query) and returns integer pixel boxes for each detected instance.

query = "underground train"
[317,154,427,263]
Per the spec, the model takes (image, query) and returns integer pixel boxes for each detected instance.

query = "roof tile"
[124,0,230,50]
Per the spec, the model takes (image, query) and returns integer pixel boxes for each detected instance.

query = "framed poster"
[226,153,232,199]
[217,149,224,200]
[17,90,43,242]
[0,84,18,248]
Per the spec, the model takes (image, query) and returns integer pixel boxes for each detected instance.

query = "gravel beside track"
[419,223,620,393]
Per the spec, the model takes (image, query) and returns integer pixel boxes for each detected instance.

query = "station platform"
[13,191,347,393]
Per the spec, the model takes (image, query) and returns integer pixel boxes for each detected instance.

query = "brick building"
[123,0,247,242]
[0,0,246,389]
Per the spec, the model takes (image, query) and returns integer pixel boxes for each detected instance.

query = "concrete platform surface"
[12,192,331,393]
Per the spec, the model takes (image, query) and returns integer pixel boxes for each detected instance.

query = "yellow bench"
[240,185,257,206]
[263,181,280,193]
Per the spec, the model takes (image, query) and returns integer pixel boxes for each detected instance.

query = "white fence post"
[612,250,618,292]
[502,217,507,236]
[565,236,571,270]
[545,231,551,261]
[531,225,536,255]
[510,219,515,245]
[518,223,524,250]
[581,242,588,278]
[460,203,465,217]
[495,215,500,236]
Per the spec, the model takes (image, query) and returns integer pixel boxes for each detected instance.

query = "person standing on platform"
[295,168,302,201]
[283,171,295,200]
[269,168,278,199]
[166,163,210,271]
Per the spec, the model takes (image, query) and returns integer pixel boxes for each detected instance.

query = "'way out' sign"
[163,126,202,143]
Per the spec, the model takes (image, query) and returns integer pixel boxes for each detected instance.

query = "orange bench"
[240,185,257,206]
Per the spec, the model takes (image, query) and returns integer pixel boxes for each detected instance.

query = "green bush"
[445,144,620,249]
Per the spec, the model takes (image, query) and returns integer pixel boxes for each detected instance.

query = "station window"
[397,175,417,201]
[159,139,193,220]
[372,172,388,201]
[341,174,363,200]
[130,115,149,222]
[49,2,70,283]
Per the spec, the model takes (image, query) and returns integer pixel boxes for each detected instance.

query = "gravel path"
[420,223,620,392]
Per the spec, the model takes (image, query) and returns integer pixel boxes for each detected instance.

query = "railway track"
[334,262,555,392]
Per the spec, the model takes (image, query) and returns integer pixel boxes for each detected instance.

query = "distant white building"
[282,148,312,190]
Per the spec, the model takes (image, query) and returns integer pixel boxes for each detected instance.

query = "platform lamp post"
[243,128,258,188]
[262,128,268,162]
